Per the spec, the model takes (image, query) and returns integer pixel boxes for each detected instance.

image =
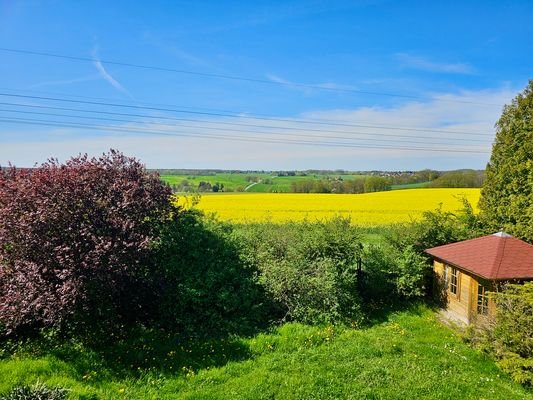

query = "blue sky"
[0,0,531,170]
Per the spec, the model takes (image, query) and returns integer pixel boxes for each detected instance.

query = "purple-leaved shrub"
[0,150,172,336]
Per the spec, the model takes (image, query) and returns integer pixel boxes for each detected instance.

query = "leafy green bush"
[362,244,430,301]
[0,382,68,400]
[491,283,533,385]
[362,202,484,301]
[155,210,272,337]
[395,246,430,298]
[385,205,475,254]
[360,244,396,302]
[234,218,364,324]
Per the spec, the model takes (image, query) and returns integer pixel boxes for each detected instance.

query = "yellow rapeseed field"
[181,188,481,225]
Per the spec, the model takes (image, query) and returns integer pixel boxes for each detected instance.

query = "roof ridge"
[429,234,493,250]
[493,235,508,279]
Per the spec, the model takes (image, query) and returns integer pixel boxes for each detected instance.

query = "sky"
[0,0,532,170]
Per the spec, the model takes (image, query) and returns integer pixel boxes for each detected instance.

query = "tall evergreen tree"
[479,80,533,242]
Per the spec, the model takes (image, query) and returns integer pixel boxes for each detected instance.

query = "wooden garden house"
[425,232,533,324]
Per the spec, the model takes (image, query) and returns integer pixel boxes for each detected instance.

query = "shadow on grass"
[0,301,441,383]
[0,211,276,381]
[0,330,255,387]
[45,213,279,380]
[47,329,253,381]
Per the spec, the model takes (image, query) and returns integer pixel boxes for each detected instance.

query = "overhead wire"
[0,47,503,106]
[0,86,495,134]
[0,48,498,155]
[0,93,494,137]
[0,116,491,154]
[0,108,491,147]
[0,102,491,144]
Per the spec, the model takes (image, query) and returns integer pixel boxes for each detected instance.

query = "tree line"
[290,176,391,193]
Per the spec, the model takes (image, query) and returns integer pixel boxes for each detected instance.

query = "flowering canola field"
[190,188,480,225]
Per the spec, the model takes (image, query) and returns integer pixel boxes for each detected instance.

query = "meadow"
[161,173,272,192]
[161,173,373,193]
[1,305,530,399]
[190,188,481,224]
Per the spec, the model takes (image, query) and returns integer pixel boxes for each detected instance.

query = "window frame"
[444,265,460,299]
[477,283,489,315]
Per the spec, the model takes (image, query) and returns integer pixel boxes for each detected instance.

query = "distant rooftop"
[425,233,533,280]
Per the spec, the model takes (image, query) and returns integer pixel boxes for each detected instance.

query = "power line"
[0,47,504,106]
[0,108,490,147]
[0,116,491,154]
[0,87,495,134]
[0,93,494,137]
[0,87,260,117]
[1,116,490,153]
[0,102,490,143]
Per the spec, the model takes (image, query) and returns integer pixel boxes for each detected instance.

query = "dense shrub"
[0,382,69,400]
[234,218,364,325]
[362,244,430,301]
[360,244,396,301]
[491,283,533,385]
[362,202,485,301]
[395,246,430,298]
[0,150,172,336]
[385,202,482,254]
[156,211,272,337]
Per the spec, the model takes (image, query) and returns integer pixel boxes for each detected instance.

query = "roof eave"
[426,253,488,279]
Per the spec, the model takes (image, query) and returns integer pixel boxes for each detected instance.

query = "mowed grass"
[191,188,481,225]
[0,306,530,399]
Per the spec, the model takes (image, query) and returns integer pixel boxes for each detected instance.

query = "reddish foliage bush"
[0,150,172,335]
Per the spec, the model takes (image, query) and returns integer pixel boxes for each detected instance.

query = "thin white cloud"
[266,73,307,91]
[0,86,519,171]
[266,74,357,94]
[29,74,101,89]
[313,82,359,90]
[396,53,475,74]
[91,48,131,96]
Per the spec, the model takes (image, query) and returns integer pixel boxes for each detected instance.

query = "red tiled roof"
[425,232,533,280]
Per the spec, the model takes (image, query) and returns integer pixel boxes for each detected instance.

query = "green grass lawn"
[1,305,530,399]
